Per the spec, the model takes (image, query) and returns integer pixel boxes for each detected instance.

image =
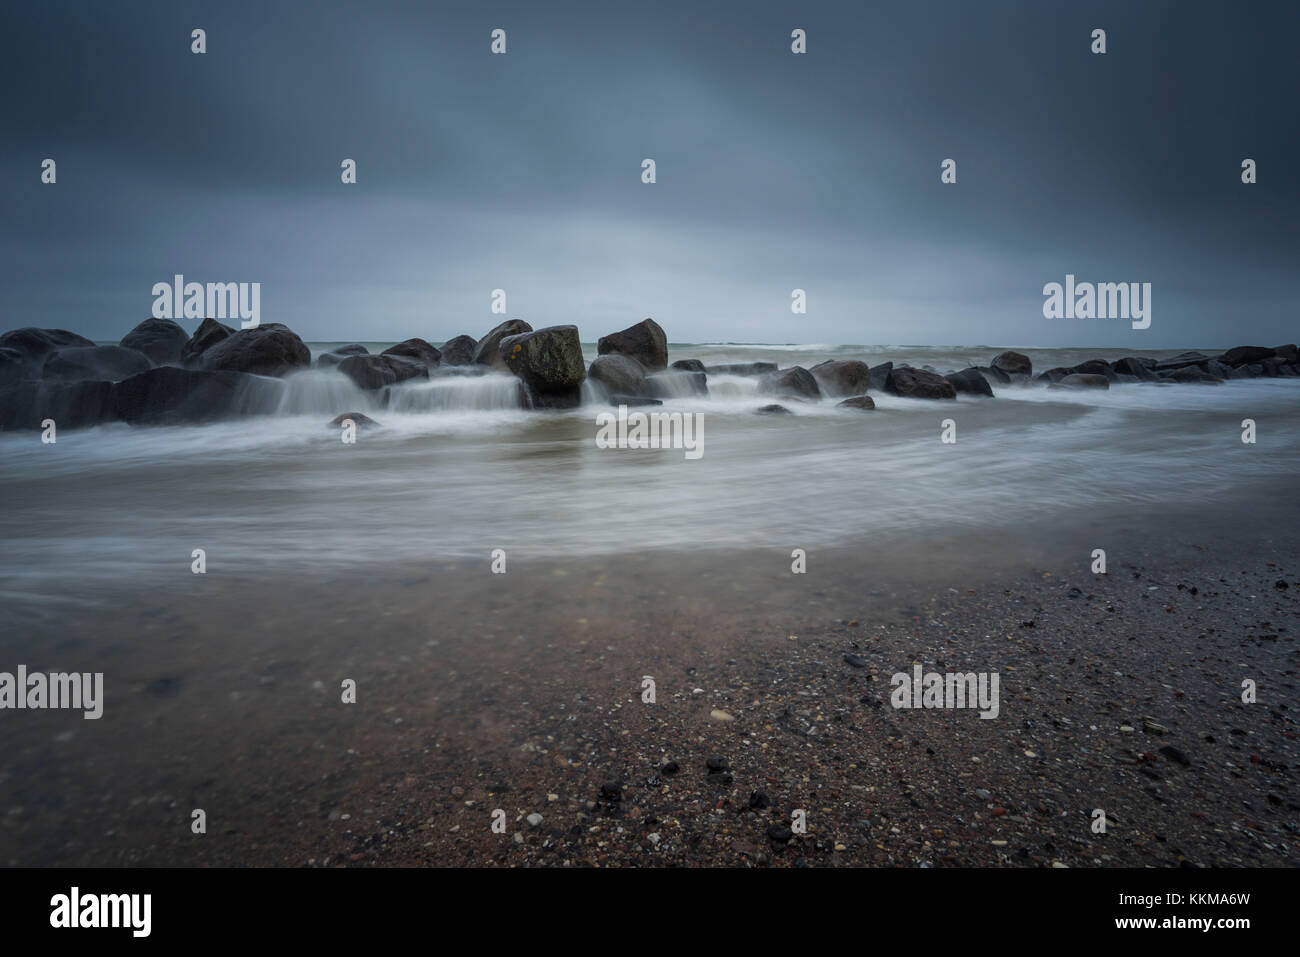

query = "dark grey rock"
[597,318,668,371]
[42,345,153,382]
[199,323,311,377]
[120,318,190,365]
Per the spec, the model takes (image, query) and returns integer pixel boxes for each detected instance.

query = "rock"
[1154,351,1211,371]
[328,412,380,430]
[867,362,894,391]
[381,338,441,367]
[837,394,876,410]
[671,358,706,373]
[316,344,370,368]
[120,318,190,365]
[707,362,778,376]
[886,366,957,399]
[974,365,1010,385]
[200,323,311,377]
[646,370,708,398]
[526,813,544,828]
[1205,360,1232,379]
[991,351,1032,379]
[1159,745,1191,767]
[766,825,794,843]
[472,319,533,369]
[749,790,773,810]
[610,394,661,406]
[500,325,586,404]
[945,367,995,397]
[1218,345,1276,366]
[1260,356,1290,377]
[599,783,622,803]
[337,354,429,390]
[709,709,735,721]
[1069,359,1118,381]
[588,353,648,397]
[0,328,96,383]
[809,359,872,397]
[0,379,117,431]
[42,345,153,382]
[705,756,729,773]
[1112,357,1159,380]
[1237,363,1264,378]
[597,318,668,371]
[759,366,821,400]
[1271,343,1298,363]
[843,654,868,668]
[1035,367,1070,383]
[518,385,582,410]
[438,335,478,365]
[1056,373,1110,389]
[755,404,792,415]
[180,318,235,366]
[113,367,282,425]
[661,761,680,775]
[1164,367,1223,384]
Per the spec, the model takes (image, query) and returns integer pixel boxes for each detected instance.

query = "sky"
[2,0,1297,348]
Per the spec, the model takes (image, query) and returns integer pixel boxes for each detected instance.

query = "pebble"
[710,709,735,722]
[661,761,680,775]
[526,813,544,828]
[767,825,793,843]
[706,756,729,773]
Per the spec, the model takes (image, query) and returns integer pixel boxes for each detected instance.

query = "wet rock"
[588,353,648,397]
[200,323,312,377]
[1159,746,1191,767]
[945,367,995,397]
[113,367,282,425]
[472,319,532,369]
[0,379,116,431]
[437,335,478,366]
[1035,367,1071,384]
[316,344,370,368]
[328,412,380,430]
[1113,357,1158,380]
[766,824,794,843]
[338,354,429,390]
[1219,345,1276,366]
[1154,351,1211,371]
[749,790,772,809]
[707,362,777,376]
[1055,373,1110,389]
[810,359,872,397]
[991,351,1032,379]
[120,318,190,365]
[597,317,668,371]
[1069,359,1118,381]
[180,318,236,366]
[671,358,706,373]
[1164,367,1223,385]
[647,370,708,398]
[599,782,622,802]
[867,362,894,391]
[886,366,957,399]
[0,328,96,376]
[706,756,729,773]
[660,761,680,776]
[501,325,586,406]
[759,366,821,400]
[42,345,153,382]
[755,404,792,415]
[837,394,876,410]
[974,365,1010,385]
[610,394,661,406]
[381,338,441,368]
[843,654,869,667]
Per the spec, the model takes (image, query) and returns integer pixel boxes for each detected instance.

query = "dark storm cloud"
[1,0,1296,346]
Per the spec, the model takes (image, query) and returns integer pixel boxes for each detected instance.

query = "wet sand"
[0,503,1295,868]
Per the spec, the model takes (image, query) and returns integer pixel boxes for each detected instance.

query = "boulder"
[974,365,1010,385]
[42,345,153,382]
[991,351,1032,379]
[837,395,876,410]
[1035,367,1071,384]
[706,362,778,376]
[500,325,586,403]
[1218,345,1276,366]
[758,366,821,400]
[671,358,706,373]
[113,367,282,424]
[1056,373,1110,389]
[0,379,117,431]
[867,362,893,392]
[519,384,583,410]
[597,318,668,371]
[588,353,648,397]
[1164,367,1223,384]
[1069,359,1118,381]
[0,348,29,386]
[1260,356,1290,377]
[120,318,190,365]
[885,366,957,399]
[382,338,441,367]
[945,367,995,397]
[199,323,311,377]
[337,354,429,390]
[438,335,478,366]
[1112,357,1158,380]
[472,319,532,369]
[0,328,96,383]
[317,344,370,368]
[180,318,235,366]
[1154,351,1211,371]
[809,359,872,397]
[1238,363,1264,378]
[755,404,792,415]
[1271,344,1298,363]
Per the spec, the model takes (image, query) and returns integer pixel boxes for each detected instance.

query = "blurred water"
[1,344,1296,588]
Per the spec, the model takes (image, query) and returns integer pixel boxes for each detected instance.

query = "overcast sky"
[2,0,1297,348]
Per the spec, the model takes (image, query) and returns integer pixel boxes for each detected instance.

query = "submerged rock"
[758,366,821,400]
[755,403,792,415]
[1055,373,1110,389]
[0,379,116,431]
[597,317,668,371]
[114,366,282,424]
[337,353,429,390]
[886,366,957,399]
[837,394,876,410]
[329,412,380,430]
[0,328,96,384]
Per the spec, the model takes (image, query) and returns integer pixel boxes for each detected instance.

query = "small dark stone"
[1159,746,1191,767]
[705,756,729,773]
[766,824,794,843]
[660,761,679,776]
[1276,579,1289,590]
[599,782,622,802]
[755,404,792,415]
[749,790,772,810]
[843,654,868,668]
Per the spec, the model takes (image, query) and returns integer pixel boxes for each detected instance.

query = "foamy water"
[1,344,1296,588]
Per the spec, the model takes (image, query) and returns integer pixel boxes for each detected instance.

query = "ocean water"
[1,344,1297,592]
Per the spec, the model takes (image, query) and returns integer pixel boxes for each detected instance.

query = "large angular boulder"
[112,367,283,424]
[758,366,821,400]
[1271,344,1298,363]
[500,325,586,402]
[42,345,153,382]
[1154,351,1211,371]
[337,354,429,390]
[867,362,893,391]
[1218,345,1276,366]
[991,351,1032,379]
[588,354,648,398]
[945,367,995,397]
[199,323,311,377]
[886,366,956,399]
[120,318,189,365]
[180,318,235,366]
[810,359,872,397]
[382,338,441,367]
[472,319,532,369]
[973,365,1010,385]
[1112,357,1158,380]
[438,335,478,366]
[317,344,369,368]
[1069,359,1118,381]
[597,318,668,372]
